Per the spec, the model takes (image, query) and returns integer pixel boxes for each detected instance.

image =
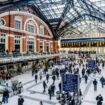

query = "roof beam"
[56,0,75,31]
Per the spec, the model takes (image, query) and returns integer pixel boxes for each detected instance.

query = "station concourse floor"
[0,62,105,105]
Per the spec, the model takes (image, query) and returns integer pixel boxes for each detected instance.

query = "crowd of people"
[0,71,12,81]
[0,55,105,105]
[31,56,105,105]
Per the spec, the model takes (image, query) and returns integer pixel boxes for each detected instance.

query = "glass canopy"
[0,0,105,38]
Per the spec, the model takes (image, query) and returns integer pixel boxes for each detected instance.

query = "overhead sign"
[62,74,79,92]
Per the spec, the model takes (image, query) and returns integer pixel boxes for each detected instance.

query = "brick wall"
[8,36,14,52]
[0,11,58,53]
[22,38,27,52]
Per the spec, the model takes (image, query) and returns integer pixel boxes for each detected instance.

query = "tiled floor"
[0,62,105,105]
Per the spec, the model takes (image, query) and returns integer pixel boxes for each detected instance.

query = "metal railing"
[0,52,68,64]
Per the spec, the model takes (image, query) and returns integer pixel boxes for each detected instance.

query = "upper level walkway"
[0,52,104,64]
[0,53,70,64]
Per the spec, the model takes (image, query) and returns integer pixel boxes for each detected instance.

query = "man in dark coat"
[59,82,61,93]
[44,67,48,75]
[46,73,49,83]
[2,89,9,104]
[52,75,56,83]
[32,69,35,76]
[43,81,47,93]
[48,86,52,100]
[18,96,24,105]
[84,74,88,84]
[93,79,98,91]
[56,70,59,80]
[100,76,105,88]
[51,83,56,96]
[71,98,75,105]
[96,94,103,105]
[35,74,38,83]
[82,68,85,78]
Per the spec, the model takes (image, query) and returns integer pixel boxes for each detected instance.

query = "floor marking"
[21,95,56,105]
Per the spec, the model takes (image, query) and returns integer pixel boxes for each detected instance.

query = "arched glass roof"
[0,0,105,39]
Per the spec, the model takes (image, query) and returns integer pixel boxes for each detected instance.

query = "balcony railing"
[0,52,68,64]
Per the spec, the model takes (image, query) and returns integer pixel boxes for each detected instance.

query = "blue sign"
[88,60,96,68]
[62,74,78,92]
[60,60,65,65]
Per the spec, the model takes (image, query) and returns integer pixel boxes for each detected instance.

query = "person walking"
[71,98,75,105]
[32,69,35,77]
[2,89,9,104]
[17,82,23,94]
[46,73,49,83]
[35,74,38,83]
[96,94,103,105]
[48,86,52,100]
[44,67,48,75]
[56,70,59,80]
[51,83,56,96]
[102,62,104,68]
[84,74,88,84]
[82,68,85,78]
[59,82,61,93]
[39,71,43,80]
[100,76,105,88]
[40,101,43,105]
[18,96,24,105]
[93,79,98,91]
[43,81,47,93]
[52,75,56,84]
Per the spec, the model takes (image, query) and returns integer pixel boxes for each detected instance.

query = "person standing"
[2,89,9,104]
[93,79,98,91]
[43,81,47,93]
[96,94,103,105]
[18,96,24,105]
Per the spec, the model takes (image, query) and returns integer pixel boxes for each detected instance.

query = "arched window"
[39,25,44,35]
[0,18,6,26]
[14,16,22,30]
[27,20,35,33]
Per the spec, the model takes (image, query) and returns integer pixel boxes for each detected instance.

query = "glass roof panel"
[90,0,105,11]
[1,0,105,38]
[34,0,66,20]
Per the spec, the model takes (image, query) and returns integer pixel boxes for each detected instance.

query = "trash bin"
[56,91,60,100]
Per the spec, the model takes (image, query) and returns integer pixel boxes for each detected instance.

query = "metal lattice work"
[0,0,105,39]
